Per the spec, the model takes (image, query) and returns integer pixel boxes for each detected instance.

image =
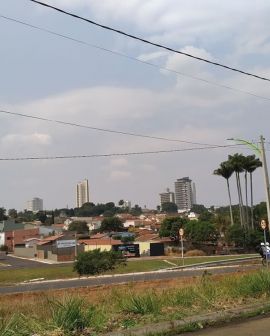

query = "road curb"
[166,256,259,271]
[103,301,270,336]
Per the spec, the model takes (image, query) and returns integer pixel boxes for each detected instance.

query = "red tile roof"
[79,238,122,246]
[90,233,108,239]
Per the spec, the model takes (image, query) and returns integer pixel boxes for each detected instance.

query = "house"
[3,228,40,252]
[79,238,140,257]
[135,233,172,257]
[123,219,142,228]
[36,234,84,262]
[79,238,122,252]
[188,212,199,220]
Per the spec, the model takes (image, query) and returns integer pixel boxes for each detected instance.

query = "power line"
[29,0,270,83]
[0,144,244,161]
[1,14,270,102]
[0,108,222,147]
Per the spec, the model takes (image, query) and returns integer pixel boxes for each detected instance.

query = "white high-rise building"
[26,197,43,212]
[76,179,89,208]
[174,177,193,211]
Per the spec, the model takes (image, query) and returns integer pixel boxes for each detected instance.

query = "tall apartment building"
[174,177,194,211]
[26,197,43,212]
[76,179,89,208]
[159,188,175,205]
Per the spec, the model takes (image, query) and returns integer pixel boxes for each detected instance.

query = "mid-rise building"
[123,200,131,209]
[159,188,175,205]
[174,177,194,211]
[76,179,89,208]
[26,197,43,212]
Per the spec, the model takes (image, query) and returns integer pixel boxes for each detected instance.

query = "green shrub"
[49,296,91,333]
[74,249,126,276]
[0,314,47,336]
[120,292,161,315]
[172,287,197,307]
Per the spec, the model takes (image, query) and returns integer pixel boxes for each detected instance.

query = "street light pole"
[260,136,270,231]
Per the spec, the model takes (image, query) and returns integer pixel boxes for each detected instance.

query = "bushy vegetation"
[2,270,270,335]
[185,249,206,257]
[74,249,126,276]
[159,217,187,238]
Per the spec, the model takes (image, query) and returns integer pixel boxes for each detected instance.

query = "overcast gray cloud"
[0,0,270,210]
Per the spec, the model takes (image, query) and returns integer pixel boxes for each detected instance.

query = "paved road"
[181,316,270,335]
[0,255,69,269]
[0,263,259,294]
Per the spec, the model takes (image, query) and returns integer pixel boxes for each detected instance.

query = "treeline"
[0,201,143,224]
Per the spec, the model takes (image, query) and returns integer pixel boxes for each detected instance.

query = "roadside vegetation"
[1,270,270,335]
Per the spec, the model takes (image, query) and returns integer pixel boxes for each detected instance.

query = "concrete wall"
[0,233,5,246]
[47,251,58,261]
[14,246,36,258]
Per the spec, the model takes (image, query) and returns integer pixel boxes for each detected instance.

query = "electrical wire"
[29,0,270,83]
[0,144,245,161]
[0,108,223,147]
[1,14,270,102]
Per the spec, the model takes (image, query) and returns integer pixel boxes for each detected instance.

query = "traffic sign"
[261,220,267,230]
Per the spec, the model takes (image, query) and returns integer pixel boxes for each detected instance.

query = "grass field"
[0,254,257,285]
[0,269,269,335]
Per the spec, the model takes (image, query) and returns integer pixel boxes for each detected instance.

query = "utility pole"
[74,232,78,259]
[260,135,270,232]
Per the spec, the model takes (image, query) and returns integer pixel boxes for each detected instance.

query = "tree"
[199,210,214,222]
[225,224,246,247]
[184,221,219,243]
[99,217,124,232]
[243,155,262,229]
[68,221,89,233]
[225,224,263,249]
[214,161,234,226]
[159,217,187,238]
[118,200,124,206]
[74,249,126,276]
[190,204,208,214]
[254,202,267,223]
[8,209,17,218]
[0,208,7,221]
[16,210,35,223]
[161,202,178,213]
[35,211,47,224]
[130,204,142,216]
[228,154,246,227]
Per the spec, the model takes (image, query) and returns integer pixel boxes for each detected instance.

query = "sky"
[1,0,270,210]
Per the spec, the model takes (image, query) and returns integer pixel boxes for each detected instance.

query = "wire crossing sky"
[1,14,270,102]
[0,144,245,161]
[29,0,270,83]
[1,0,269,209]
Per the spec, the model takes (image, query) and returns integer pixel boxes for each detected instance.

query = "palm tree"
[242,156,251,228]
[214,161,234,226]
[228,154,246,227]
[244,155,262,229]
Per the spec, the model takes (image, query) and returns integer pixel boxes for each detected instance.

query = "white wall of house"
[0,232,5,246]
